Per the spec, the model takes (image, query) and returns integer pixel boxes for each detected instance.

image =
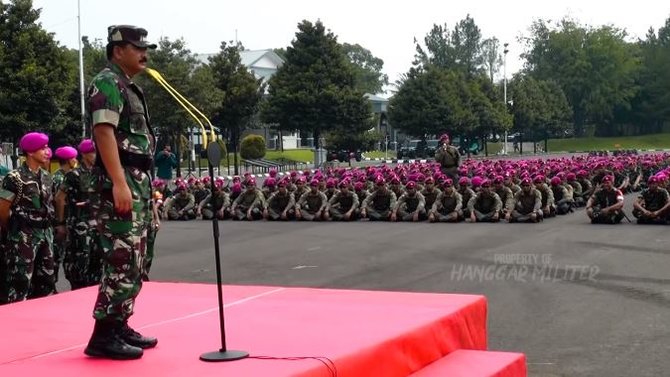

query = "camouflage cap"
[107,25,157,49]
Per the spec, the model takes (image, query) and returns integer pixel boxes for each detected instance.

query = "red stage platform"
[0,282,515,376]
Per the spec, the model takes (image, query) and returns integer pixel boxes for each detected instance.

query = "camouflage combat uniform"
[88,62,156,322]
[0,163,55,304]
[52,168,67,285]
[200,190,231,220]
[430,189,463,222]
[297,190,328,221]
[61,164,104,289]
[231,188,265,220]
[265,190,295,220]
[327,190,359,221]
[166,191,196,220]
[633,187,670,224]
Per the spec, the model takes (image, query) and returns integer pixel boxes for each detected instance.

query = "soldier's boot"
[84,320,143,360]
[119,321,158,349]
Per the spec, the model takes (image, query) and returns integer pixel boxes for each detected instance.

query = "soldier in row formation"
[153,152,670,225]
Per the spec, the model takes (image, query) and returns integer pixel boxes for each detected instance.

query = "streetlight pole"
[78,0,86,138]
[503,43,509,155]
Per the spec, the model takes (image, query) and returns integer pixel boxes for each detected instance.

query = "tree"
[209,41,264,175]
[481,37,502,83]
[522,18,639,136]
[341,42,389,94]
[414,23,455,70]
[0,0,77,144]
[261,20,371,166]
[452,14,483,76]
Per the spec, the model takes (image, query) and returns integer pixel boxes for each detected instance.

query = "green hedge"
[240,134,266,159]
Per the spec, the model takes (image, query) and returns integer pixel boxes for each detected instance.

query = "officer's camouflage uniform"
[61,164,104,289]
[421,187,441,212]
[435,145,460,182]
[568,180,585,207]
[495,186,515,217]
[52,168,66,285]
[88,61,156,322]
[327,190,358,221]
[536,183,556,217]
[0,163,55,304]
[430,189,463,222]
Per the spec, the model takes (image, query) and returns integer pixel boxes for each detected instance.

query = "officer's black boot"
[84,320,143,359]
[119,321,158,349]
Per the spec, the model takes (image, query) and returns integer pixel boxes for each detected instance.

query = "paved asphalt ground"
[121,195,668,377]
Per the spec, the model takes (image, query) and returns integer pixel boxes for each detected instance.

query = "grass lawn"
[265,149,314,162]
[364,150,397,159]
[547,133,670,151]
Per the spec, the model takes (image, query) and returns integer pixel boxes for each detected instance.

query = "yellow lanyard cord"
[145,68,217,146]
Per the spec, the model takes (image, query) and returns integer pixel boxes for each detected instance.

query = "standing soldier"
[429,178,462,222]
[0,132,55,304]
[84,25,158,359]
[52,146,79,290]
[586,175,625,224]
[435,134,460,182]
[264,179,295,221]
[54,140,103,290]
[392,181,426,222]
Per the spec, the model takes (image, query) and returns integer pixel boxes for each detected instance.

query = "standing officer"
[0,132,55,304]
[54,140,103,290]
[84,25,158,359]
[52,146,79,290]
[434,134,460,182]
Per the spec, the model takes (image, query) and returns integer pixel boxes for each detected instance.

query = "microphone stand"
[200,141,249,362]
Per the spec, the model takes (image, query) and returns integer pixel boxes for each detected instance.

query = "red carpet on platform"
[0,282,497,376]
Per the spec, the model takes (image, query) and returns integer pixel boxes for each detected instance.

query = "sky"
[33,0,670,94]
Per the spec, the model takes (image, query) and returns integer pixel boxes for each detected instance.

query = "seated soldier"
[392,181,426,222]
[361,177,397,221]
[296,179,328,221]
[534,175,556,218]
[577,170,594,201]
[264,179,295,221]
[191,179,210,208]
[550,176,574,215]
[323,178,339,201]
[421,176,442,212]
[458,177,475,219]
[508,178,542,223]
[197,180,229,220]
[262,177,278,200]
[493,175,514,218]
[230,178,265,221]
[632,176,670,224]
[326,180,358,221]
[429,178,462,222]
[566,173,585,207]
[353,181,369,218]
[165,184,196,220]
[586,175,625,224]
[468,179,502,223]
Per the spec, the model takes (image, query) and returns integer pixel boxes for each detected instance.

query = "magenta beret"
[55,146,78,160]
[20,132,49,153]
[78,139,96,154]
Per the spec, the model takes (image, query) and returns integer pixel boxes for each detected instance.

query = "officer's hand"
[601,208,609,214]
[263,209,269,218]
[470,213,476,222]
[361,209,366,218]
[390,213,397,222]
[492,213,499,221]
[586,208,593,217]
[296,209,302,219]
[217,209,225,218]
[428,213,435,222]
[281,211,288,220]
[344,211,351,221]
[315,210,321,220]
[413,212,419,222]
[505,213,511,221]
[246,209,253,220]
[153,218,161,231]
[113,182,133,216]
